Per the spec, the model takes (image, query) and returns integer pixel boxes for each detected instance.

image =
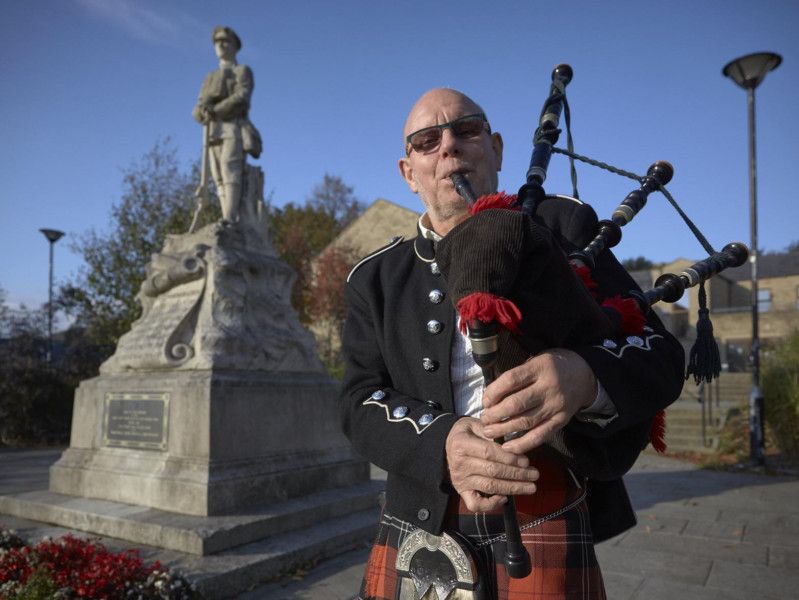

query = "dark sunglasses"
[405,113,491,155]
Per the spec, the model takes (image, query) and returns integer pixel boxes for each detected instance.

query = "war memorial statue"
[190,26,265,230]
[0,29,377,595]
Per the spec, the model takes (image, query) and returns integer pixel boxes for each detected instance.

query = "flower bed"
[0,528,197,599]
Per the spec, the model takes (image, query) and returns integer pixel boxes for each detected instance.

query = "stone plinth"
[49,221,368,518]
[50,370,366,515]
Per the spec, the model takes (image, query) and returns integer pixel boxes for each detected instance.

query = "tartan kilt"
[359,453,606,600]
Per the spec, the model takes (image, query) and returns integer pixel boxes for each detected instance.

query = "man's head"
[399,88,503,236]
[212,26,241,61]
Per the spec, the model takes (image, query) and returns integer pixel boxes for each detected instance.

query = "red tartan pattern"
[360,453,606,600]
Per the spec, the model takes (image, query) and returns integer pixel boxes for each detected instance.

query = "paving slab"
[629,575,784,600]
[600,571,642,600]
[706,558,799,598]
[596,544,713,586]
[681,517,745,541]
[768,543,799,569]
[618,529,767,565]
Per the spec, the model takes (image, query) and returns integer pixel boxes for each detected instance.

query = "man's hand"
[200,105,215,124]
[480,349,597,455]
[445,417,539,512]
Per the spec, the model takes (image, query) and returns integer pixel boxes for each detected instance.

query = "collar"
[413,214,438,263]
[418,213,443,242]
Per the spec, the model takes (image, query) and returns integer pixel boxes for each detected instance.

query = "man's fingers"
[460,491,507,513]
[481,390,544,426]
[481,362,538,409]
[460,474,537,497]
[500,415,568,454]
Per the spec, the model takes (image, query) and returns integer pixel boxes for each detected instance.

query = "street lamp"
[39,228,65,364]
[722,52,781,466]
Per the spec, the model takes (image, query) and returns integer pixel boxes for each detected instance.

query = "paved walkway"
[2,449,798,599]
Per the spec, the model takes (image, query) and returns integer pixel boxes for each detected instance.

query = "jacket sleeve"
[338,276,460,495]
[571,246,685,436]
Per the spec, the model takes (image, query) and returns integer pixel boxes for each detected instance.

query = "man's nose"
[439,128,461,156]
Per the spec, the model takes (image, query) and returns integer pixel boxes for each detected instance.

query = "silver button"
[418,413,434,426]
[370,389,386,400]
[602,339,617,349]
[430,262,441,275]
[627,336,644,347]
[428,289,444,304]
[417,508,430,521]
[422,358,438,372]
[427,320,443,334]
[392,405,409,419]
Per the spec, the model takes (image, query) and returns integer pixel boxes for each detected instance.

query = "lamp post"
[722,52,781,466]
[39,228,65,364]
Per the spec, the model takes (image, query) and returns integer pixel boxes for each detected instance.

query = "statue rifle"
[188,122,211,233]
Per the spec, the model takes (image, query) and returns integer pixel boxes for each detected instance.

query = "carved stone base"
[100,221,323,375]
[50,370,368,516]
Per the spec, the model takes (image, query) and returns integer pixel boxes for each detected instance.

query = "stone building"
[322,197,419,257]
[631,249,799,371]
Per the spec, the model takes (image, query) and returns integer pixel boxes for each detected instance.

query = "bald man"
[340,88,683,599]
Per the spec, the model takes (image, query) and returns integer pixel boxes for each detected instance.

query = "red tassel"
[571,264,599,298]
[469,192,519,215]
[650,410,667,453]
[601,295,646,335]
[456,292,522,334]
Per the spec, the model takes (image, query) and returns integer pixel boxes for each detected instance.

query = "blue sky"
[2,0,797,312]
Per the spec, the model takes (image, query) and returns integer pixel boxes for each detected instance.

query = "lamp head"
[723,52,782,90]
[40,228,65,243]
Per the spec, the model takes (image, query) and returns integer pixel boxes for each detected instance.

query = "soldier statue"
[192,26,262,225]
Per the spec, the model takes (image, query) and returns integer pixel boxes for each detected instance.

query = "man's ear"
[398,157,419,193]
[491,132,504,173]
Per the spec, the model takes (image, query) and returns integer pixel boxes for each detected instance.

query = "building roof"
[723,250,799,281]
[323,198,420,258]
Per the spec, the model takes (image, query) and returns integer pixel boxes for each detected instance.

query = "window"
[758,288,771,312]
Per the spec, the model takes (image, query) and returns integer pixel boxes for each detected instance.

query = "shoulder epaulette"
[347,236,404,283]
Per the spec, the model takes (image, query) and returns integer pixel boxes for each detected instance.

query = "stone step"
[666,419,719,438]
[663,434,718,453]
[664,414,723,428]
[0,480,385,556]
[187,508,379,599]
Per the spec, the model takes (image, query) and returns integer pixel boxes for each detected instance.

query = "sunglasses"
[405,113,491,155]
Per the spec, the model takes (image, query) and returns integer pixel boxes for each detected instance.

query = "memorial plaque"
[103,392,169,451]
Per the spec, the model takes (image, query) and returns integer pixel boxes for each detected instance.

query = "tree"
[267,174,364,324]
[307,173,364,228]
[306,245,360,375]
[0,290,73,445]
[62,140,219,350]
[621,256,654,271]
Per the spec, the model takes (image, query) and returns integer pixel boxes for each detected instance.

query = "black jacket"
[339,197,684,542]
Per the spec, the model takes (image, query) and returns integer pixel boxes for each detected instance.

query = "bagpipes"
[436,64,748,579]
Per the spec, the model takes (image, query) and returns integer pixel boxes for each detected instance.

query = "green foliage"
[8,568,62,600]
[0,292,79,445]
[762,331,799,459]
[62,139,219,350]
[621,256,654,271]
